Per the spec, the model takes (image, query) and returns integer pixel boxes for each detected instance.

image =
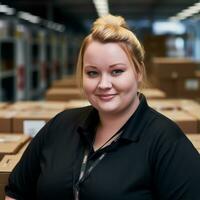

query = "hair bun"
[92,14,128,32]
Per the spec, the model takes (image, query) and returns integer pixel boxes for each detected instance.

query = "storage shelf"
[0,70,15,78]
[0,18,68,102]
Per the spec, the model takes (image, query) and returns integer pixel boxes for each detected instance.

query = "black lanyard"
[74,130,122,200]
[74,149,107,200]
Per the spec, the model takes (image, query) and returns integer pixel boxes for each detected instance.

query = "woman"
[5,14,200,200]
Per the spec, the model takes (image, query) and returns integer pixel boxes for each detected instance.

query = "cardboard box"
[12,110,60,136]
[0,103,9,110]
[0,134,30,160]
[0,141,30,200]
[174,100,200,132]
[0,110,18,133]
[150,57,200,98]
[148,99,200,111]
[32,101,71,111]
[183,105,200,133]
[150,76,176,97]
[7,101,70,112]
[6,101,46,111]
[176,78,200,98]
[174,99,200,110]
[142,88,166,99]
[65,100,90,108]
[45,88,84,101]
[195,70,200,78]
[0,155,19,200]
[151,76,200,98]
[152,57,199,78]
[0,102,71,133]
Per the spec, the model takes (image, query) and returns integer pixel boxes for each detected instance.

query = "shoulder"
[144,107,197,165]
[55,105,93,122]
[135,94,184,143]
[24,105,94,154]
[42,105,94,133]
[144,107,185,144]
[34,105,94,140]
[145,107,200,167]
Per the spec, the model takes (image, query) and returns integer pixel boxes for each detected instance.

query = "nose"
[98,74,112,89]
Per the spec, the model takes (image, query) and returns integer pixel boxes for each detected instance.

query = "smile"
[96,94,116,101]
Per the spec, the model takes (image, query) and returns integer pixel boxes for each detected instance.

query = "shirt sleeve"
[5,118,54,200]
[152,127,200,200]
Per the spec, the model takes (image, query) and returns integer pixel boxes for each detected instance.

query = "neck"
[93,96,140,151]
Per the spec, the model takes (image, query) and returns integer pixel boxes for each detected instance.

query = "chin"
[97,105,121,114]
[90,98,118,109]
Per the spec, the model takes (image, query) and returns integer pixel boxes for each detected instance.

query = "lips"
[96,94,116,101]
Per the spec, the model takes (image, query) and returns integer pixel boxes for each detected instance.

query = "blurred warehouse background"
[1,2,200,198]
[0,0,199,101]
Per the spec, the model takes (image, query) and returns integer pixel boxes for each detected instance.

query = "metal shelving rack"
[0,16,68,102]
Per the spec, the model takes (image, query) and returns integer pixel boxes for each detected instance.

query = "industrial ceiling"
[1,0,199,32]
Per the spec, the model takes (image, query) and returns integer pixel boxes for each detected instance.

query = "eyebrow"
[109,63,126,68]
[83,65,97,69]
[84,63,126,69]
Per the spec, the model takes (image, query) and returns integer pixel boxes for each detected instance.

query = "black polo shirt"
[5,95,200,200]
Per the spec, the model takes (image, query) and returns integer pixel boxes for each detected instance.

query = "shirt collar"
[77,107,99,145]
[77,93,151,144]
[120,93,150,142]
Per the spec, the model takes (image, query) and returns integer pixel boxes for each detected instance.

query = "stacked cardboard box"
[0,135,30,199]
[7,101,71,112]
[45,88,84,101]
[0,101,73,135]
[12,101,75,137]
[142,88,166,99]
[0,103,12,132]
[0,134,30,160]
[0,110,18,132]
[151,57,200,98]
[0,155,19,199]
[148,99,199,111]
[11,100,92,136]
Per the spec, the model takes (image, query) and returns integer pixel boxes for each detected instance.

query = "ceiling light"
[0,4,15,15]
[169,1,200,21]
[45,20,65,32]
[93,0,109,17]
[18,11,41,24]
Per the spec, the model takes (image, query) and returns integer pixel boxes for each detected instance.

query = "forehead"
[83,41,131,64]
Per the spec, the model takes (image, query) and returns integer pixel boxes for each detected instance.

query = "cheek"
[114,73,139,91]
[83,77,96,94]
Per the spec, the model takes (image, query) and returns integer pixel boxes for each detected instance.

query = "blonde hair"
[76,14,147,89]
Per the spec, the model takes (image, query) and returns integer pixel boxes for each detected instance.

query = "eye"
[86,71,99,78]
[111,69,124,76]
